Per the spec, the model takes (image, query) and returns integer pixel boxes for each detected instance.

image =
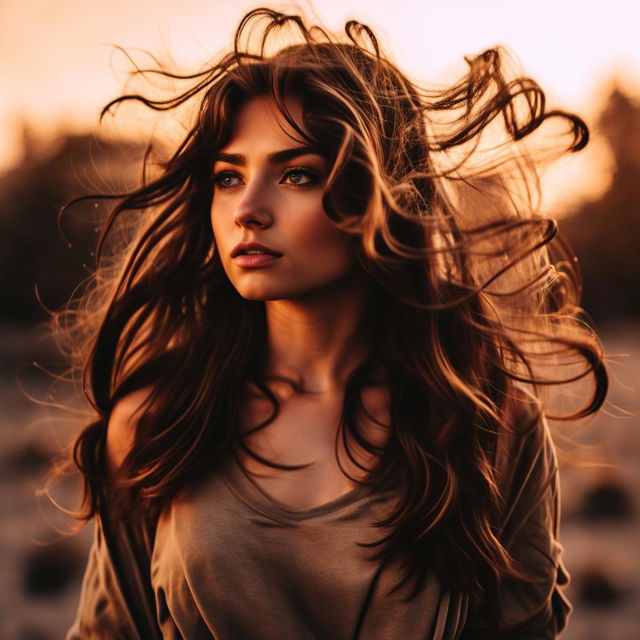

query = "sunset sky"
[1,0,639,208]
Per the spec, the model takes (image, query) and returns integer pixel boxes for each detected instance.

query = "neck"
[263,275,373,394]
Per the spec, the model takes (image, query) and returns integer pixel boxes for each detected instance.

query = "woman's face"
[210,95,358,301]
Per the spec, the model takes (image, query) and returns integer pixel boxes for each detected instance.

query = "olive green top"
[67,408,571,639]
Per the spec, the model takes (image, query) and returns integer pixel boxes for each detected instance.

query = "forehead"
[222,94,307,151]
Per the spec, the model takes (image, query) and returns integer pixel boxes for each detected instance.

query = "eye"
[280,167,320,188]
[214,171,242,189]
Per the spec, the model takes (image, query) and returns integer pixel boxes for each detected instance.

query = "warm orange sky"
[1,0,639,208]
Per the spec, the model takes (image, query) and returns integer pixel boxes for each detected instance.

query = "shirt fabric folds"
[67,404,571,639]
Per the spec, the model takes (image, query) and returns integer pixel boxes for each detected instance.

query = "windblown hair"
[56,7,607,604]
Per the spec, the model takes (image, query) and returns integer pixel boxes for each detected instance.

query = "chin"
[230,270,359,302]
[234,285,287,301]
[236,282,321,302]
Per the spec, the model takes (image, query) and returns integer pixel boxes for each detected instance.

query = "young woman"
[62,7,607,639]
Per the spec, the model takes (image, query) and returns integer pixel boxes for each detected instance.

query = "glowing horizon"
[1,0,638,210]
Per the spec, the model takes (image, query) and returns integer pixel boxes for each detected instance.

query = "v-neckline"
[221,451,372,521]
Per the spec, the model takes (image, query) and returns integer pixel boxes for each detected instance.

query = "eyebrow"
[214,146,323,167]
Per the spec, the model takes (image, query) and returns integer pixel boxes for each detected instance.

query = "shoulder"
[493,388,562,540]
[500,386,548,456]
[495,387,559,507]
[106,388,154,475]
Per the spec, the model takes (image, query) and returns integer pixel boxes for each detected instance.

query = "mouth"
[233,253,281,268]
[231,242,282,259]
[231,242,283,268]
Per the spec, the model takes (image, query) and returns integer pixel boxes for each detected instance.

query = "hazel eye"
[280,167,319,187]
[214,171,242,189]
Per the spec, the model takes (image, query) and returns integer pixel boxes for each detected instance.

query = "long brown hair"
[56,7,607,603]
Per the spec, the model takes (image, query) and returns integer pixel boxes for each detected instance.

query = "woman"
[61,7,607,639]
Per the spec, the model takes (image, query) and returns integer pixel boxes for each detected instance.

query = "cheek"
[295,214,355,268]
[209,211,235,280]
[292,204,344,246]
[210,205,231,252]
[316,216,352,253]
[209,204,220,240]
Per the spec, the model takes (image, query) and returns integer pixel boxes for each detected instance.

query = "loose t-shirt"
[67,405,571,639]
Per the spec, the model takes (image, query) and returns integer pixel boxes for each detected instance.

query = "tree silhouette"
[561,88,640,321]
[0,133,143,324]
[3,88,638,327]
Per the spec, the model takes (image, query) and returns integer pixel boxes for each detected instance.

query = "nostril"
[235,218,264,229]
[234,213,271,229]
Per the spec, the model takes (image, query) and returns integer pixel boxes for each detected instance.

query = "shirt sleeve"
[66,509,163,640]
[459,402,572,639]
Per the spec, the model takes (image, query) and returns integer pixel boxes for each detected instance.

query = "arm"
[67,391,163,640]
[460,405,572,639]
[66,511,161,640]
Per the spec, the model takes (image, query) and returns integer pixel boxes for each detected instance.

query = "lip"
[234,253,282,268]
[231,241,282,259]
[231,241,283,268]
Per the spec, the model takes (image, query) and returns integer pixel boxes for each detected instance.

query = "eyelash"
[213,166,320,190]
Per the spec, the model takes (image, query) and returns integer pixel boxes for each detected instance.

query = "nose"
[233,181,273,230]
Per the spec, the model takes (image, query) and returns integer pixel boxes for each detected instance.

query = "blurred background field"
[1,1,639,638]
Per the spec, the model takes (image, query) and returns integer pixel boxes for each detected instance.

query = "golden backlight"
[0,0,638,212]
[2,3,640,640]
